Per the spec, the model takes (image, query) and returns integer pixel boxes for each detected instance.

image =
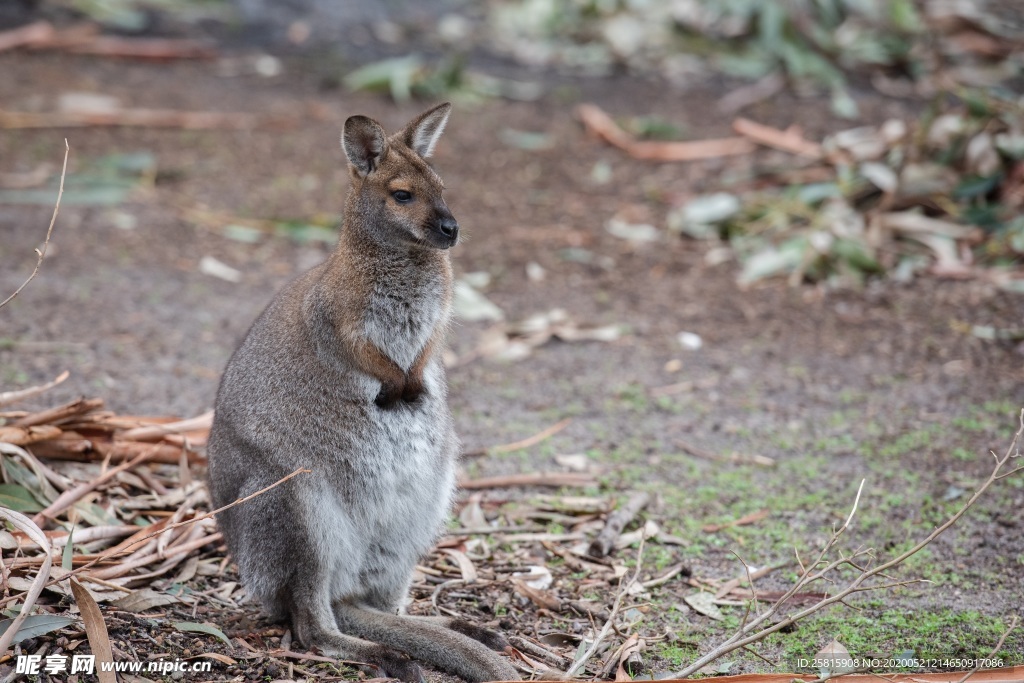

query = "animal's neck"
[313,212,452,357]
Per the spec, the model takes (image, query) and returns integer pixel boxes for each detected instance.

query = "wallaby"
[207,103,519,683]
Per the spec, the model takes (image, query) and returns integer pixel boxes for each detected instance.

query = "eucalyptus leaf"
[0,484,42,513]
[173,621,233,648]
[0,615,75,645]
[739,238,808,285]
[62,526,74,571]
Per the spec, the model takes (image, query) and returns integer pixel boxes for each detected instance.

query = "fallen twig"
[578,103,755,161]
[0,20,55,53]
[0,139,67,310]
[119,410,214,441]
[507,636,573,669]
[463,418,572,457]
[702,509,770,533]
[678,439,776,467]
[732,118,824,159]
[60,36,216,60]
[0,370,70,409]
[458,472,595,490]
[588,491,651,558]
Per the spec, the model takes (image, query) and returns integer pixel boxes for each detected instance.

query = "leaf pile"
[482,0,1023,117]
[0,373,222,653]
[668,91,1024,287]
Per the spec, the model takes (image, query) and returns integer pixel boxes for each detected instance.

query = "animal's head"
[342,102,458,250]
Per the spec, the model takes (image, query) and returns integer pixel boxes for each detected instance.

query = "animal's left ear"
[399,102,451,159]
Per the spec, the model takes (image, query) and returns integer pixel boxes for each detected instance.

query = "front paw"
[402,376,425,404]
[374,381,404,409]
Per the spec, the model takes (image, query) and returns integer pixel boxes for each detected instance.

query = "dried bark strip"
[11,397,104,428]
[588,491,651,558]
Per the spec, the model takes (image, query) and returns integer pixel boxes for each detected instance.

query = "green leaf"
[221,224,264,243]
[343,55,424,103]
[63,526,75,571]
[0,615,76,644]
[498,128,553,150]
[273,223,338,245]
[833,238,882,273]
[173,621,233,648]
[952,174,1003,201]
[830,87,860,119]
[739,238,809,285]
[0,484,43,513]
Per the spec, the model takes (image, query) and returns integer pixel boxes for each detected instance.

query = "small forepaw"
[374,382,404,410]
[401,377,425,405]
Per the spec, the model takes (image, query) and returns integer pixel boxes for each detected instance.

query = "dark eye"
[392,190,412,203]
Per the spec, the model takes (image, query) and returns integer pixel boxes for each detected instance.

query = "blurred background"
[1,0,1023,674]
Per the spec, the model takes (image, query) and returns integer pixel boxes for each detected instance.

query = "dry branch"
[578,103,756,161]
[60,36,216,60]
[0,370,69,409]
[463,417,571,457]
[702,509,770,533]
[0,20,55,53]
[588,491,651,558]
[0,139,67,310]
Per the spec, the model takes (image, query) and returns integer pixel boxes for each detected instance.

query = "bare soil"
[1,33,1023,683]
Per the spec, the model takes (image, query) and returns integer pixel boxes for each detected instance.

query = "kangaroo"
[206,103,519,683]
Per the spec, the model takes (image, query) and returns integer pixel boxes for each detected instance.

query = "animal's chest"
[364,285,441,370]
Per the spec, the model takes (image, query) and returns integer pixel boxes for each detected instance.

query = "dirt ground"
[1,22,1023,683]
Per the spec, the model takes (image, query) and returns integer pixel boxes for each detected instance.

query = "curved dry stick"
[0,370,70,409]
[0,508,54,655]
[0,139,68,310]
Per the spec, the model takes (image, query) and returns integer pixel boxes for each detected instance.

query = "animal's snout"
[437,216,459,239]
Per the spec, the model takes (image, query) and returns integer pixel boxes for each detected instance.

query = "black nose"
[437,216,458,238]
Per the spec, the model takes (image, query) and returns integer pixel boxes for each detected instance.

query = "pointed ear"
[342,115,388,176]
[399,102,452,159]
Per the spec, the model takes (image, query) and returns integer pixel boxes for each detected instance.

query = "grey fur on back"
[207,103,519,682]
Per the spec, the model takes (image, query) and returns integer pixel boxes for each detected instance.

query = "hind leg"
[284,581,424,683]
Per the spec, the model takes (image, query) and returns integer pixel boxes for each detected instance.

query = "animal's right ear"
[342,115,387,177]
